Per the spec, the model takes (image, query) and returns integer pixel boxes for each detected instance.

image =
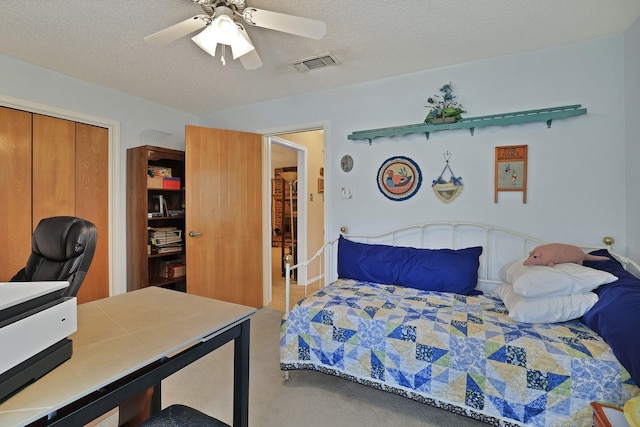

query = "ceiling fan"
[144,0,327,70]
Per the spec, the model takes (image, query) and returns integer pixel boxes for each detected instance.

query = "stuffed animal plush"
[523,243,609,266]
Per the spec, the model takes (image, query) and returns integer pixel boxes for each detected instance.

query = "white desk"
[0,287,256,426]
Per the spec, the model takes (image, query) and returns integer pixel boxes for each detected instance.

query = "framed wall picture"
[377,156,422,201]
[495,145,527,203]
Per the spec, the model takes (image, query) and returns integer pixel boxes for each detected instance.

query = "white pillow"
[493,283,598,323]
[499,259,617,297]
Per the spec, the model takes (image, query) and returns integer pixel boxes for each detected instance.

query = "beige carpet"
[95,307,488,427]
[91,247,309,427]
[268,247,310,313]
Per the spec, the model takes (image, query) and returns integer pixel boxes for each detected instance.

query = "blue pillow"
[337,236,482,295]
[582,249,640,386]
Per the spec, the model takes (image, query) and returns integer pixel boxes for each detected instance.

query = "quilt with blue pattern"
[280,279,639,426]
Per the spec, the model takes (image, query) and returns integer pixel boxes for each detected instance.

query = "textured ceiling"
[0,0,638,115]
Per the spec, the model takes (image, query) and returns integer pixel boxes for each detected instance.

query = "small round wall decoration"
[377,156,422,201]
[340,154,354,172]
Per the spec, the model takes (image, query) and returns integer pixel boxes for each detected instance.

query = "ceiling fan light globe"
[192,15,252,59]
[191,26,218,57]
[214,15,238,40]
[230,28,255,59]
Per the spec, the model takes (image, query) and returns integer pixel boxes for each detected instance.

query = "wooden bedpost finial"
[602,236,614,247]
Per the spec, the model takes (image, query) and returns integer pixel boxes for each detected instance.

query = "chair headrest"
[32,216,95,261]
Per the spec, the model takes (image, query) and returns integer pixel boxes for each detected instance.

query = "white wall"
[625,18,640,262]
[1,28,637,293]
[0,54,197,294]
[199,35,634,256]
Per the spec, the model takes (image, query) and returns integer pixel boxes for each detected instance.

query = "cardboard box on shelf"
[160,261,185,279]
[148,175,164,189]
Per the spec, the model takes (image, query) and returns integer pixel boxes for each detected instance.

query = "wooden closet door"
[33,115,109,303]
[32,114,76,222]
[0,109,109,301]
[75,122,109,303]
[0,107,32,281]
[185,125,263,307]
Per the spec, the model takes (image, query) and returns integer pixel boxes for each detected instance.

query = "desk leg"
[117,387,155,427]
[151,383,161,415]
[233,319,250,427]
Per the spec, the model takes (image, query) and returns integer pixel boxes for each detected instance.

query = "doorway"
[267,130,324,311]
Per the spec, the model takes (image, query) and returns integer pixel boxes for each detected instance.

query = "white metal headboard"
[284,221,639,312]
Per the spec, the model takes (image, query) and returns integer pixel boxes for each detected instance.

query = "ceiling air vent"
[290,53,340,72]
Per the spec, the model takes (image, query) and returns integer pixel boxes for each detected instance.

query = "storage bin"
[147,175,164,189]
[163,177,181,190]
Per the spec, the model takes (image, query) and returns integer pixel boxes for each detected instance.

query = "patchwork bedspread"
[280,279,640,426]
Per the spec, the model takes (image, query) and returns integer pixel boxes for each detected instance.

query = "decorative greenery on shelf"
[424,82,465,123]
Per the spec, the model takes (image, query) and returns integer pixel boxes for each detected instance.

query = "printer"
[0,281,77,402]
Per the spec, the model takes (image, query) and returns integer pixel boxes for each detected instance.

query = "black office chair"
[139,405,229,426]
[10,216,97,297]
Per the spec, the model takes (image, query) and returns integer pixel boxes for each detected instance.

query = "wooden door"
[75,123,110,302]
[185,126,263,307]
[32,114,76,222]
[0,108,109,301]
[0,107,32,280]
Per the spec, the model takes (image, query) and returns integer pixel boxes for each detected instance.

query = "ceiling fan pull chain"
[221,44,226,66]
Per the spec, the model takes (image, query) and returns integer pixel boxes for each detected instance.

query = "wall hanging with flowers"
[424,82,465,124]
[432,151,463,203]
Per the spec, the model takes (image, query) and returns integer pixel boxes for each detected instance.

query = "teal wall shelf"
[347,104,587,144]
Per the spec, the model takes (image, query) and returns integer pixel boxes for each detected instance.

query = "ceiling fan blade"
[144,15,208,47]
[238,49,263,70]
[237,24,262,70]
[242,8,326,40]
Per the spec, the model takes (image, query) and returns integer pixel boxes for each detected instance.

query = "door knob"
[188,231,202,237]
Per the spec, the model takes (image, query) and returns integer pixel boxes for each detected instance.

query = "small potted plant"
[424,82,465,124]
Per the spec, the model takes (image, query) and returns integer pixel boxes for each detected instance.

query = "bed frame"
[284,221,640,313]
[280,221,640,426]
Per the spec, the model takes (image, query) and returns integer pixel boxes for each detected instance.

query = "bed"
[279,222,640,426]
